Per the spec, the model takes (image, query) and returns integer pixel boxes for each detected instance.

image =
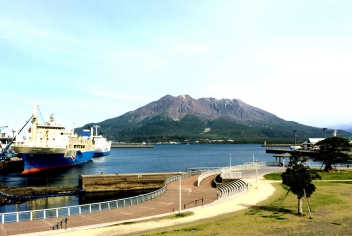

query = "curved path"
[1,167,285,236]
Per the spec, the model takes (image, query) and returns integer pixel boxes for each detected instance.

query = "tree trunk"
[324,162,332,172]
[297,197,303,215]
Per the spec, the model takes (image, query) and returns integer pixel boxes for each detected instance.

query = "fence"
[218,179,250,198]
[197,163,265,186]
[220,172,241,179]
[265,162,351,169]
[0,170,200,224]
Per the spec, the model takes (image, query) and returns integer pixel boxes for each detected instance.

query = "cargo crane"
[0,116,33,159]
[0,126,9,147]
[0,126,8,133]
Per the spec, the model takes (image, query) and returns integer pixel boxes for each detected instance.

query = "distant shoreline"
[261,144,293,147]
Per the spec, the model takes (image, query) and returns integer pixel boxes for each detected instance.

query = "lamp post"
[179,172,182,214]
[293,130,297,146]
[255,160,258,189]
[323,128,327,139]
[11,129,16,138]
[229,154,232,171]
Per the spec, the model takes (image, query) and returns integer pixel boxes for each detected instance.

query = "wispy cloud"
[91,91,148,102]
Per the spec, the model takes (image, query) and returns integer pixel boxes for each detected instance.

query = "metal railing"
[197,169,222,186]
[0,170,200,224]
[305,163,351,169]
[220,172,241,179]
[265,162,352,169]
[197,163,265,186]
[52,218,68,230]
[218,179,250,198]
[184,198,204,209]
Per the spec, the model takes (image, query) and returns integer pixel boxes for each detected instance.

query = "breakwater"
[111,143,154,148]
[261,144,292,147]
[79,172,182,192]
[265,148,319,157]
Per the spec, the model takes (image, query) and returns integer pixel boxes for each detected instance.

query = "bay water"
[0,144,276,213]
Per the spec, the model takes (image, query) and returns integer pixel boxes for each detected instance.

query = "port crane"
[0,126,8,133]
[0,116,33,159]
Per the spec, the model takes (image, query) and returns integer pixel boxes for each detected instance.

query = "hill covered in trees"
[78,95,351,143]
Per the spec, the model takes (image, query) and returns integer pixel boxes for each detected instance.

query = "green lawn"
[264,169,352,180]
[128,170,352,236]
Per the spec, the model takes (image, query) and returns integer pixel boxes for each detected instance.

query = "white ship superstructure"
[92,125,111,157]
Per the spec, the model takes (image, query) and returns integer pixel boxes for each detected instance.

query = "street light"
[179,172,182,214]
[229,154,232,171]
[323,128,327,139]
[293,130,297,146]
[255,160,258,189]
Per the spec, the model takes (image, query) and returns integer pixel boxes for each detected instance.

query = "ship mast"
[31,101,38,143]
[93,125,100,136]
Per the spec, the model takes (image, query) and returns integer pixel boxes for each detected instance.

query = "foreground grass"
[264,169,352,180]
[131,178,352,235]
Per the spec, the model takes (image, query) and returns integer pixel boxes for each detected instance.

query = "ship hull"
[93,139,111,157]
[14,147,94,174]
[93,150,111,157]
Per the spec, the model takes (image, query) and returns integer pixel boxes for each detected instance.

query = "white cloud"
[91,91,148,102]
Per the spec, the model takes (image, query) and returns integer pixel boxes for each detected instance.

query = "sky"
[1,0,352,136]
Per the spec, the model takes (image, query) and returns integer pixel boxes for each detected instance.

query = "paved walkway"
[0,166,285,236]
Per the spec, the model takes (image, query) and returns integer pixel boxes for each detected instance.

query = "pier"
[111,143,154,148]
[266,148,319,157]
[79,172,182,192]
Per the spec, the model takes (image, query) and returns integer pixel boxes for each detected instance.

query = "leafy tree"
[314,136,352,172]
[281,151,321,215]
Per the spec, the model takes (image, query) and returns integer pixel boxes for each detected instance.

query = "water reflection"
[0,189,155,213]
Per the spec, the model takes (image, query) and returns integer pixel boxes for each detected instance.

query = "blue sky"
[1,0,352,135]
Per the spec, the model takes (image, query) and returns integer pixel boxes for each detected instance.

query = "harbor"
[0,144,272,209]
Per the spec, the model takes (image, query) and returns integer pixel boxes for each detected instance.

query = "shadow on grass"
[243,204,296,220]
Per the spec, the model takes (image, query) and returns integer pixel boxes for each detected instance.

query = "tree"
[314,136,352,172]
[281,151,321,215]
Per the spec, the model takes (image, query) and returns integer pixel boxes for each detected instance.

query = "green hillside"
[77,114,351,144]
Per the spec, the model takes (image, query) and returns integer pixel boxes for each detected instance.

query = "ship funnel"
[82,128,90,139]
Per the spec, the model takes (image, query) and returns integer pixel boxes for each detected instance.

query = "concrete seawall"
[79,172,183,192]
[111,143,154,148]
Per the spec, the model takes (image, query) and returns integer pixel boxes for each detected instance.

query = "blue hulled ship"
[11,102,95,174]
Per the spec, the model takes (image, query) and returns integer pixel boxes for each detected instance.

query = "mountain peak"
[131,94,280,123]
[82,94,352,142]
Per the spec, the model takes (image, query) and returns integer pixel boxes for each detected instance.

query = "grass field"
[264,168,352,180]
[131,170,352,236]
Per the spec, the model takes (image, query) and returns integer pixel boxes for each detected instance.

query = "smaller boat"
[91,125,112,157]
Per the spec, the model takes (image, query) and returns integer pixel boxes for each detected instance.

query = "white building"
[302,138,324,150]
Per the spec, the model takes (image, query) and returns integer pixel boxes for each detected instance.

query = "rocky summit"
[80,95,351,143]
[133,94,281,123]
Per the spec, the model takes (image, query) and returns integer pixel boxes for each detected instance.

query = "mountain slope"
[79,95,352,143]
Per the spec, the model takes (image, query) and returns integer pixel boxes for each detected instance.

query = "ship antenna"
[72,122,75,135]
[37,106,46,124]
[93,125,100,136]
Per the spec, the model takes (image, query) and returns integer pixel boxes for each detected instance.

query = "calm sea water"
[0,144,276,213]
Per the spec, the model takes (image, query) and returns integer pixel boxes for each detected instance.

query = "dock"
[266,148,319,157]
[0,157,23,172]
[261,144,292,147]
[80,172,182,192]
[111,143,154,148]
